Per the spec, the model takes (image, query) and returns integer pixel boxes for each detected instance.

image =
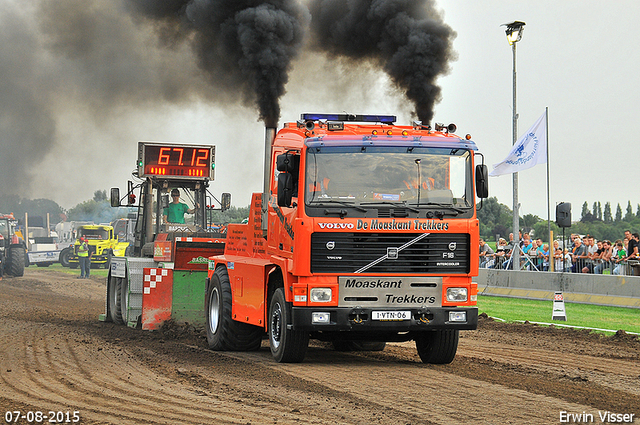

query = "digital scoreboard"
[138,142,215,179]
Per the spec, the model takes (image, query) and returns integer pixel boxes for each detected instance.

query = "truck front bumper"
[292,306,477,332]
[89,255,109,264]
[69,255,109,264]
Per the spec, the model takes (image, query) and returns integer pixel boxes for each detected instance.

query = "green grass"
[27,262,110,278]
[478,294,640,334]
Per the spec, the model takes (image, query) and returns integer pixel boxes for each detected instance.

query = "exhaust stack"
[262,127,276,235]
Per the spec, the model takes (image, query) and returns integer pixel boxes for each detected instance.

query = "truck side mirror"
[161,194,169,209]
[221,193,231,212]
[276,152,299,208]
[475,164,489,199]
[277,152,299,173]
[110,188,120,207]
[277,173,295,207]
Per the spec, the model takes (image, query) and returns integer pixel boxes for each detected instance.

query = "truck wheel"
[9,247,25,277]
[108,276,124,325]
[268,287,309,363]
[333,341,386,351]
[415,329,459,364]
[59,248,71,267]
[206,267,262,351]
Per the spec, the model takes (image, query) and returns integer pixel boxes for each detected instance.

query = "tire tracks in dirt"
[1,270,639,424]
[0,320,304,424]
[215,345,593,425]
[458,337,640,396]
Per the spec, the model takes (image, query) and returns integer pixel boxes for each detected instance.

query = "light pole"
[503,20,525,271]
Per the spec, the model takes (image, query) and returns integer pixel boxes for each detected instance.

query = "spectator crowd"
[480,230,640,275]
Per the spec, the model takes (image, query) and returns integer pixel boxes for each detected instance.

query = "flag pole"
[546,107,551,270]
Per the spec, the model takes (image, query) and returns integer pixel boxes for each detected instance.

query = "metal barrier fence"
[477,268,640,309]
[482,253,640,276]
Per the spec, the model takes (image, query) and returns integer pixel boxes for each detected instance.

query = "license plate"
[372,311,411,321]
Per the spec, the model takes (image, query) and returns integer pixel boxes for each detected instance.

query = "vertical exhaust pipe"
[24,212,29,251]
[262,127,276,236]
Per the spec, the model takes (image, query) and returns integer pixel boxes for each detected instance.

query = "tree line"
[3,192,637,242]
[477,197,640,242]
[0,191,250,227]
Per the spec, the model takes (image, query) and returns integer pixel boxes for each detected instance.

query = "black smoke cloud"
[0,0,455,204]
[127,0,310,128]
[0,5,56,197]
[0,0,215,199]
[307,0,456,123]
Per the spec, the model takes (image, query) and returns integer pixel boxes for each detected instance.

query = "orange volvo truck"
[206,114,489,363]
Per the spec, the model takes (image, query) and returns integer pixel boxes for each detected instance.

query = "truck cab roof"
[274,115,476,151]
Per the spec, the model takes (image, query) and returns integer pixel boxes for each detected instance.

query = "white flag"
[489,111,547,176]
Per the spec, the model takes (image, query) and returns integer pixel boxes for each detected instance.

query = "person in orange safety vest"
[403,177,435,191]
[309,177,330,193]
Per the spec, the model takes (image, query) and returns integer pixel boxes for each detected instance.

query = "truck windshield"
[305,146,472,209]
[0,220,8,239]
[79,228,109,240]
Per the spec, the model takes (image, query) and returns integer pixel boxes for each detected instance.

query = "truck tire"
[206,267,262,351]
[108,276,124,325]
[415,329,459,364]
[268,287,309,363]
[59,248,71,267]
[9,247,25,277]
[332,340,386,351]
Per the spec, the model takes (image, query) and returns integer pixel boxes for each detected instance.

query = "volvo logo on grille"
[387,247,399,259]
[326,241,335,250]
[448,242,457,251]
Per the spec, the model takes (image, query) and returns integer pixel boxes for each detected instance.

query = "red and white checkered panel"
[141,268,173,330]
[143,268,169,294]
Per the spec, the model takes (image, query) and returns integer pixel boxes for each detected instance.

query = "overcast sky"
[2,0,639,222]
[434,0,640,220]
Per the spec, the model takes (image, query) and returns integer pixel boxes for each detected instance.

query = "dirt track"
[0,269,638,425]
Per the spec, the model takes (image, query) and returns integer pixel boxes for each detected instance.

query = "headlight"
[449,311,467,322]
[446,287,468,302]
[310,288,332,303]
[312,312,331,324]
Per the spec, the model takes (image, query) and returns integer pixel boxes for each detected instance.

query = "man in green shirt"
[163,189,196,224]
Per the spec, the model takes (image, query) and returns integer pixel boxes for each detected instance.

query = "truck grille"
[311,232,469,274]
